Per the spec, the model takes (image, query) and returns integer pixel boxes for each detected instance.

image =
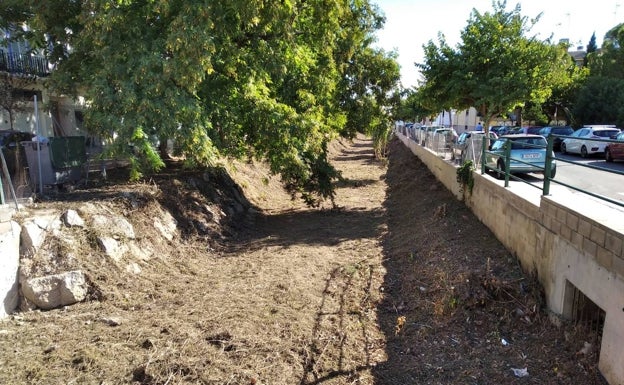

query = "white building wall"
[0,83,84,138]
[438,107,515,134]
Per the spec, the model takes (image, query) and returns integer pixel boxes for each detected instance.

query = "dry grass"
[0,134,607,385]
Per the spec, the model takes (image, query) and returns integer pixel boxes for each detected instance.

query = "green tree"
[398,87,444,123]
[396,88,430,122]
[574,23,624,126]
[2,0,401,206]
[417,1,570,139]
[584,32,598,67]
[573,76,624,126]
[542,48,588,126]
[587,23,624,79]
[338,45,401,157]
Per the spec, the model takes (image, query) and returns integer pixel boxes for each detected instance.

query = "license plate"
[522,153,540,159]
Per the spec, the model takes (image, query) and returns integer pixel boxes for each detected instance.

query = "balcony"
[0,51,51,77]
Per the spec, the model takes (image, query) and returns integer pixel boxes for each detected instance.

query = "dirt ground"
[0,133,608,384]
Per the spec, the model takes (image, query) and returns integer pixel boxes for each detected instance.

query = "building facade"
[0,28,85,138]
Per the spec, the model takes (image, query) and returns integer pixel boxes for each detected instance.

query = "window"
[10,89,42,102]
[595,130,619,138]
[491,140,506,151]
[75,111,84,129]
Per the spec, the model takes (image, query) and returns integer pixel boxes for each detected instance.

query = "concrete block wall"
[540,196,624,384]
[541,197,624,277]
[465,173,542,273]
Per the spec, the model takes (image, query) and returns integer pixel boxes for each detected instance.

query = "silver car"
[451,130,498,162]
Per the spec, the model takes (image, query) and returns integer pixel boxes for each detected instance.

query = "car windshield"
[492,137,547,151]
[510,137,546,150]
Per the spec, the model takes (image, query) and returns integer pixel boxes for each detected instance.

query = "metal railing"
[396,127,624,209]
[417,128,454,159]
[479,134,624,209]
[0,51,51,77]
[481,138,552,192]
[545,134,624,208]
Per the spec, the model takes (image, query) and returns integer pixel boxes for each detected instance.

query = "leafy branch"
[456,160,475,195]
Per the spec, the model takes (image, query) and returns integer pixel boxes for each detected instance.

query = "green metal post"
[481,139,486,174]
[504,140,511,187]
[0,168,4,205]
[543,135,553,195]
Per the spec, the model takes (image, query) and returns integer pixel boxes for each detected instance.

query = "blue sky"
[373,0,622,88]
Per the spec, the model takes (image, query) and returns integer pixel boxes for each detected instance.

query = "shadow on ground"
[371,137,607,385]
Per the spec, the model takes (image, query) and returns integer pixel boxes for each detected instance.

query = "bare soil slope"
[0,134,606,384]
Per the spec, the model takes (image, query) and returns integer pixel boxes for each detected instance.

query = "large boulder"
[62,209,85,228]
[21,270,89,310]
[20,212,61,253]
[91,214,135,239]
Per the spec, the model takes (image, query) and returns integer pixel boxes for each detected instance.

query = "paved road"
[411,132,624,206]
[553,153,624,203]
[514,152,624,205]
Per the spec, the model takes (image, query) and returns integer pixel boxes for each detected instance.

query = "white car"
[561,126,621,157]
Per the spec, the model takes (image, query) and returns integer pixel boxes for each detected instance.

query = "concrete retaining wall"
[397,132,624,385]
[0,219,21,318]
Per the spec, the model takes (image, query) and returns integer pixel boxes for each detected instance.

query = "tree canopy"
[1,0,401,206]
[415,1,572,134]
[587,23,624,79]
[573,23,624,126]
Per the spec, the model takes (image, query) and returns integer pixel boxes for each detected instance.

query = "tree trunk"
[515,107,523,128]
[159,137,170,160]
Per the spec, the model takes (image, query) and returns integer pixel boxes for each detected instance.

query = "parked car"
[485,134,556,179]
[451,130,498,162]
[431,127,458,151]
[418,125,445,145]
[538,126,574,151]
[493,126,520,136]
[605,131,624,162]
[434,127,458,140]
[561,126,622,157]
[523,126,543,135]
[489,126,512,136]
